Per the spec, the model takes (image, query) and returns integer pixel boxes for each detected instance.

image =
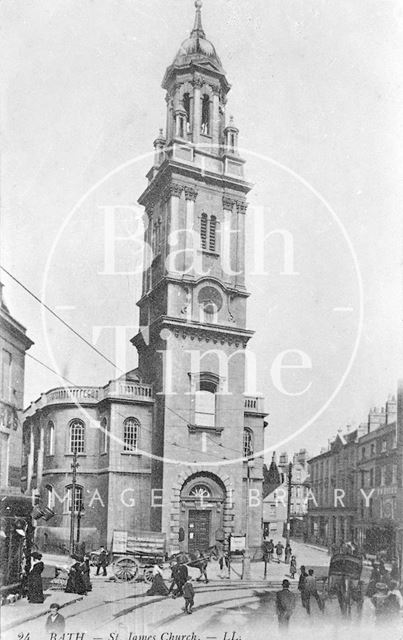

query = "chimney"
[368,405,387,432]
[386,394,397,425]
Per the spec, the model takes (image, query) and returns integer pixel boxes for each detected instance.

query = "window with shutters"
[200,213,218,253]
[200,213,208,249]
[209,215,216,251]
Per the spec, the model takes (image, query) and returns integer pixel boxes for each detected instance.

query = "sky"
[1,0,402,460]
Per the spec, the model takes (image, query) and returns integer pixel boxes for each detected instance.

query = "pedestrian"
[298,565,308,610]
[386,580,403,610]
[267,539,274,563]
[45,603,65,633]
[275,579,296,628]
[284,543,292,564]
[371,582,390,623]
[275,541,284,563]
[169,558,188,597]
[183,576,195,614]
[80,554,92,592]
[304,569,324,614]
[290,555,297,579]
[146,565,169,596]
[390,562,400,583]
[65,557,87,595]
[216,540,228,578]
[27,552,44,603]
[96,546,108,577]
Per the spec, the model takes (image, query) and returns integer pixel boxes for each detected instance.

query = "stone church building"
[22,1,267,556]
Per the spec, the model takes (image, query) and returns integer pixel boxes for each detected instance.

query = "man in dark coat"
[96,546,108,576]
[45,603,65,633]
[304,569,324,614]
[169,559,188,597]
[298,565,308,610]
[27,552,45,603]
[276,579,295,627]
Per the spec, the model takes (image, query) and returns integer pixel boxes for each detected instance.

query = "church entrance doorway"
[179,472,226,553]
[188,510,210,552]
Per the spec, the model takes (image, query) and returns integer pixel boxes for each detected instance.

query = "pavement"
[0,539,386,640]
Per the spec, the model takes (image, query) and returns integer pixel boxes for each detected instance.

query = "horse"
[332,575,363,617]
[168,544,221,583]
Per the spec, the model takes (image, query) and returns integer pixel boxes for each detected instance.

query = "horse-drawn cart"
[109,530,166,584]
[327,552,364,616]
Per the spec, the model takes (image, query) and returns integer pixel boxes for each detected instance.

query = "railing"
[46,387,99,403]
[106,382,153,400]
[244,396,264,413]
[43,383,153,406]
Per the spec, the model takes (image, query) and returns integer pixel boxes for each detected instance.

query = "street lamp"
[243,458,254,580]
[69,451,79,555]
[285,462,293,545]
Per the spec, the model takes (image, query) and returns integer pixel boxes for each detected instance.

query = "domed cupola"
[172,0,224,73]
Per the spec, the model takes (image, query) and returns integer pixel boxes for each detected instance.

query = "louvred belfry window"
[209,215,216,251]
[200,213,208,249]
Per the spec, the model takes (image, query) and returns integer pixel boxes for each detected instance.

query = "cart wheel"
[144,568,154,585]
[113,556,139,582]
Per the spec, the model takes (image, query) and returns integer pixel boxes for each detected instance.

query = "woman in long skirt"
[65,558,87,595]
[146,565,169,596]
[27,552,45,603]
[80,555,92,592]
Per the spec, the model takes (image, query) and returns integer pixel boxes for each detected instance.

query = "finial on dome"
[191,0,206,39]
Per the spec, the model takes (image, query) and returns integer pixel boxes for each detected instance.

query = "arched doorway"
[179,473,226,552]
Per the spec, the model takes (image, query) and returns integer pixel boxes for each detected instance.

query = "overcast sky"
[2,0,402,460]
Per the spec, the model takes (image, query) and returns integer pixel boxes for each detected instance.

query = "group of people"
[264,539,295,565]
[275,565,326,628]
[298,566,325,615]
[146,558,195,614]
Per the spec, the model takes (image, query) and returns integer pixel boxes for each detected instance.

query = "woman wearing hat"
[27,552,44,603]
[65,555,87,595]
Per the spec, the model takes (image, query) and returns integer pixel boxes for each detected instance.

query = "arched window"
[69,420,85,454]
[46,484,54,509]
[100,417,108,454]
[200,213,208,249]
[195,378,217,427]
[183,93,191,132]
[243,428,254,458]
[65,485,83,512]
[46,421,55,455]
[123,417,140,452]
[209,215,217,251]
[201,95,210,135]
[189,484,212,498]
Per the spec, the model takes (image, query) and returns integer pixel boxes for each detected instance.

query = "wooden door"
[188,510,210,552]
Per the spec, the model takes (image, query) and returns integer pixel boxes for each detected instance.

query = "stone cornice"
[138,159,252,208]
[132,316,254,350]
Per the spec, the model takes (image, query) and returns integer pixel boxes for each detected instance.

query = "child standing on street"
[290,555,297,579]
[183,577,195,614]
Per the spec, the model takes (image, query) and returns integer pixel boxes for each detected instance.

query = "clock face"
[197,286,223,314]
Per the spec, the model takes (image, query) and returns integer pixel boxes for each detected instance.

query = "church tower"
[132,1,266,554]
